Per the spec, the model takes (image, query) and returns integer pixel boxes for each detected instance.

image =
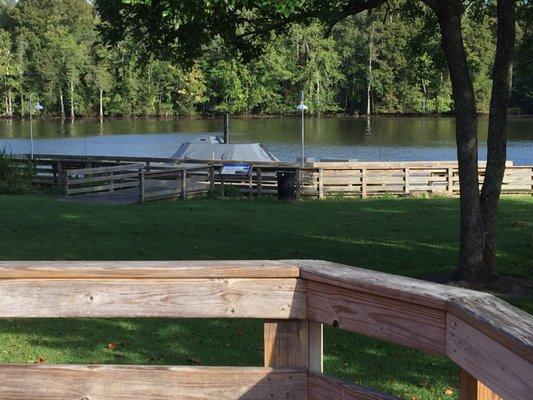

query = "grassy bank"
[0,194,531,399]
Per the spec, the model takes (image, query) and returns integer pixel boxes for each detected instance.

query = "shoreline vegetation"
[1,1,532,120]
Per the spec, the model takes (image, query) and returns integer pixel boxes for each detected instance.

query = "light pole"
[28,94,43,159]
[295,90,308,166]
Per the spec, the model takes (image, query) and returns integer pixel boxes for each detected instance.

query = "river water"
[1,116,531,164]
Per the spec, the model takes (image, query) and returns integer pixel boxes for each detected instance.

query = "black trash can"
[276,170,299,202]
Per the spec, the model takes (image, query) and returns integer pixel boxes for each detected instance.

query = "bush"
[0,150,35,195]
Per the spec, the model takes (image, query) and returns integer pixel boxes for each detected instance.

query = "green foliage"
[0,1,530,117]
[0,150,34,194]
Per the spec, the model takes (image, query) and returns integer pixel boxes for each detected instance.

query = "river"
[1,116,531,164]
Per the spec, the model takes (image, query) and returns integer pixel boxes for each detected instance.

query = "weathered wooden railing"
[65,163,145,196]
[0,260,530,399]
[18,154,533,198]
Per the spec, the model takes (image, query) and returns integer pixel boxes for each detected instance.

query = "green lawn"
[0,194,531,399]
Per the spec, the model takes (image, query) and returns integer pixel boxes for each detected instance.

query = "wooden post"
[209,166,215,194]
[181,169,187,200]
[220,174,225,200]
[264,320,309,369]
[296,168,302,200]
[146,161,151,172]
[110,171,114,192]
[404,167,410,195]
[361,168,367,199]
[57,161,63,187]
[459,369,502,400]
[249,170,253,200]
[447,167,454,195]
[308,321,323,373]
[318,168,324,199]
[257,168,262,197]
[139,170,145,204]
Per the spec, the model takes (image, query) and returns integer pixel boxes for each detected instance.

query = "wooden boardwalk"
[62,178,209,205]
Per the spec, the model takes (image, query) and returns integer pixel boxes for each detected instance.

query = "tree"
[95,0,519,285]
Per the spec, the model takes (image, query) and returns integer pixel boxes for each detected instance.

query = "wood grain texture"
[447,314,533,400]
[289,259,487,310]
[307,281,446,355]
[264,320,309,369]
[308,372,401,400]
[308,321,323,373]
[447,295,533,363]
[0,260,300,279]
[459,369,502,400]
[0,278,306,319]
[0,365,307,400]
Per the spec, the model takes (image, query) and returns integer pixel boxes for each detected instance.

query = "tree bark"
[70,78,75,120]
[99,88,104,121]
[429,0,486,283]
[479,0,516,281]
[60,87,66,120]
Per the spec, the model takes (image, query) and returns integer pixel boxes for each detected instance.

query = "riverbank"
[0,194,530,399]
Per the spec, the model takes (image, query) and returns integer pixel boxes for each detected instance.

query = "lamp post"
[295,90,308,166]
[28,94,43,159]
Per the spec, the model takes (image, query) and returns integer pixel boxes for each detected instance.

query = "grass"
[0,194,531,399]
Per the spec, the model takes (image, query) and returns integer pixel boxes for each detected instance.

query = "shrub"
[0,150,35,195]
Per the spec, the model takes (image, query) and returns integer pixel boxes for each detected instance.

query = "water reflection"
[0,116,531,164]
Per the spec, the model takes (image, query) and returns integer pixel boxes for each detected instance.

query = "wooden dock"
[0,259,530,399]
[12,154,533,202]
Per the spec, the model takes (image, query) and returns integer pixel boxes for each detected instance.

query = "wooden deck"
[62,178,209,205]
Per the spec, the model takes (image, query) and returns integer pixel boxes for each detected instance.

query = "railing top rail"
[0,260,300,279]
[66,163,145,176]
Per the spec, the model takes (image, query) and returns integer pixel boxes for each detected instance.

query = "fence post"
[257,168,262,197]
[110,171,114,192]
[57,161,63,187]
[459,369,502,400]
[249,170,253,199]
[404,167,410,195]
[209,166,215,194]
[181,169,187,200]
[448,167,454,195]
[318,168,324,199]
[139,169,145,204]
[361,168,367,199]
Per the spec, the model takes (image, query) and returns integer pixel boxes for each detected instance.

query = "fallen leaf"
[444,388,454,396]
[34,356,46,364]
[107,342,117,350]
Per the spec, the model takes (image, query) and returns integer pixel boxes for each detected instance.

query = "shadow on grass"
[0,318,459,399]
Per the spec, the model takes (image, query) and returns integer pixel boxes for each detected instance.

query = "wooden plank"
[264,320,309,369]
[308,372,401,400]
[318,168,324,199]
[307,281,446,355]
[0,365,308,400]
[459,369,502,400]
[68,171,140,185]
[0,278,306,319]
[67,162,144,176]
[361,168,367,198]
[67,180,138,195]
[309,320,323,373]
[447,295,533,363]
[289,260,485,310]
[0,260,300,279]
[446,313,532,400]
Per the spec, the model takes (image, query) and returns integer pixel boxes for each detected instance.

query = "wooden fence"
[14,154,533,199]
[0,260,530,399]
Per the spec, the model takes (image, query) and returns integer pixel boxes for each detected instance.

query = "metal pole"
[301,90,305,166]
[29,94,33,159]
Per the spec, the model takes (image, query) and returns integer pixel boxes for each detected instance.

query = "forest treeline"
[0,0,531,118]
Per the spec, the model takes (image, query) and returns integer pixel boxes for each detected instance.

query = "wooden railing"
[0,260,530,399]
[65,163,145,195]
[13,154,533,198]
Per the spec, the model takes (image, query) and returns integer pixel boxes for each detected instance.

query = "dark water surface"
[1,116,531,164]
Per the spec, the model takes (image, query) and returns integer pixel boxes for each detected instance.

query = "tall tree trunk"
[59,87,66,120]
[99,88,104,121]
[479,0,516,281]
[430,0,486,283]
[70,78,75,120]
[367,26,374,115]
